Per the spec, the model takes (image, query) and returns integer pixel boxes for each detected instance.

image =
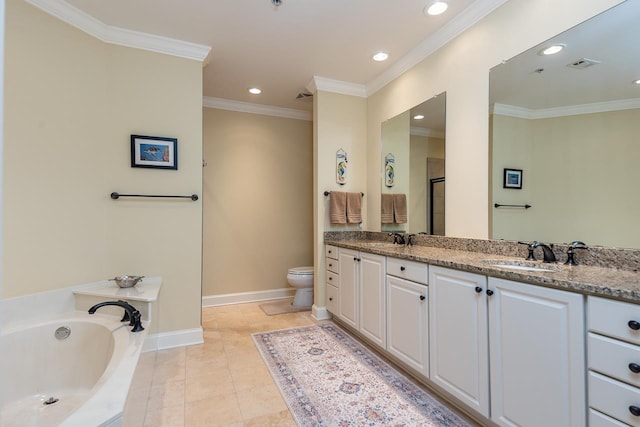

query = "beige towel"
[381,194,394,224]
[329,191,347,224]
[346,192,362,224]
[393,193,407,224]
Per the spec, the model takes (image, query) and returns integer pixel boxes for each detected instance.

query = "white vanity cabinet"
[588,296,640,426]
[337,248,386,348]
[325,245,339,314]
[429,266,585,426]
[386,258,429,376]
[429,266,489,415]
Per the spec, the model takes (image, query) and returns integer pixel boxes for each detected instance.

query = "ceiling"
[61,0,484,111]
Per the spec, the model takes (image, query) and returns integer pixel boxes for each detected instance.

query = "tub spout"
[88,301,145,332]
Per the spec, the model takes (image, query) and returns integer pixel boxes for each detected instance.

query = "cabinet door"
[386,275,429,376]
[488,277,585,427]
[359,253,386,348]
[338,248,359,329]
[429,266,489,416]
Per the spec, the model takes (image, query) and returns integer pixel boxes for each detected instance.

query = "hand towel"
[329,191,347,224]
[346,192,362,224]
[381,194,394,224]
[393,193,407,224]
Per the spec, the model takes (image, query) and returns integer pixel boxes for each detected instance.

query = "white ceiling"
[60,0,488,111]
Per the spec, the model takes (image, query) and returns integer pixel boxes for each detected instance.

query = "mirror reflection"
[381,93,446,234]
[489,1,640,249]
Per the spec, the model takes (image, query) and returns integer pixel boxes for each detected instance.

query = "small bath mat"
[259,298,310,316]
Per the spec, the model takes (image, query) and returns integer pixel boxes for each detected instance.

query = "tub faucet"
[88,300,145,332]
[532,241,556,263]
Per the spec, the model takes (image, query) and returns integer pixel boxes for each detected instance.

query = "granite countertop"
[325,239,640,304]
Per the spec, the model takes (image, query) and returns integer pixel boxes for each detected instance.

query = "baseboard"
[312,304,332,321]
[202,288,295,307]
[143,327,204,352]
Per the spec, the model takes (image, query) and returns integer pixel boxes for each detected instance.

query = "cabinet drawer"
[387,258,428,285]
[590,296,640,345]
[326,258,339,274]
[326,271,339,287]
[326,284,338,314]
[589,371,640,426]
[589,409,629,427]
[590,332,640,388]
[325,245,339,260]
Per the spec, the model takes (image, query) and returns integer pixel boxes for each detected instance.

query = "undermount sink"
[483,259,557,273]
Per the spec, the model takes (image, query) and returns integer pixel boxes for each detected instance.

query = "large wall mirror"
[381,93,446,234]
[489,0,639,249]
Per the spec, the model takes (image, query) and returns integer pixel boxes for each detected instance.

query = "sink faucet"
[532,241,556,263]
[388,232,405,245]
[406,234,416,246]
[88,300,145,332]
[565,241,588,265]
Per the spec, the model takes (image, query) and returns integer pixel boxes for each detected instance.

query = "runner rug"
[252,323,471,426]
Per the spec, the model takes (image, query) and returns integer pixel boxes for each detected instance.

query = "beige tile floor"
[122,301,315,427]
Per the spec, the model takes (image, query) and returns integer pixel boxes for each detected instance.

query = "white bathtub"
[0,312,147,427]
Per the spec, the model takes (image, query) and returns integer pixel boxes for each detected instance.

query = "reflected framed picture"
[131,135,178,170]
[503,168,523,189]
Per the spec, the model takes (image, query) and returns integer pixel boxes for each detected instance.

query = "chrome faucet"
[388,232,405,245]
[532,241,556,263]
[88,300,145,332]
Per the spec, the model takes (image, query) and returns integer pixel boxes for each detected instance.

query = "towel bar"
[324,191,364,197]
[110,192,199,201]
[494,203,531,209]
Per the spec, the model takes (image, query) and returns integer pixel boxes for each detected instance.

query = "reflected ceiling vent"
[296,92,313,101]
[567,58,601,69]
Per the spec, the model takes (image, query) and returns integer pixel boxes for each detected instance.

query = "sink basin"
[482,259,557,273]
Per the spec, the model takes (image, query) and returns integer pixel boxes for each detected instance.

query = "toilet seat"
[288,266,314,276]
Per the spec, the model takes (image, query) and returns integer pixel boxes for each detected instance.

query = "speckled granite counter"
[325,233,640,304]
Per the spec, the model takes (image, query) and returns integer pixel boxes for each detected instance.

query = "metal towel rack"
[324,191,364,197]
[110,192,199,201]
[494,203,531,209]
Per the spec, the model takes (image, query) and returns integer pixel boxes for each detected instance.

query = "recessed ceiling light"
[539,44,565,56]
[425,1,448,16]
[248,87,262,95]
[413,114,425,120]
[372,52,389,62]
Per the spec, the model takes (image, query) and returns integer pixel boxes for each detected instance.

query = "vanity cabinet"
[429,266,585,426]
[337,248,386,348]
[325,245,339,314]
[386,258,429,376]
[588,296,640,426]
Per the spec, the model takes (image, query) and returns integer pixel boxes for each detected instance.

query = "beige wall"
[364,0,623,239]
[492,109,640,248]
[3,0,203,333]
[409,135,444,233]
[202,108,313,296]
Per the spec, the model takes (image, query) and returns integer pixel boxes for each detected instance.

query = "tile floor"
[122,301,315,426]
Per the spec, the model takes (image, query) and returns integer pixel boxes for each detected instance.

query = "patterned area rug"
[252,323,471,426]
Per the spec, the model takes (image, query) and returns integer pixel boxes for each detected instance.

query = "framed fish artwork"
[131,135,178,170]
[336,148,347,185]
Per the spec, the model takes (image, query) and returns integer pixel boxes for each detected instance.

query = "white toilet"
[287,266,314,307]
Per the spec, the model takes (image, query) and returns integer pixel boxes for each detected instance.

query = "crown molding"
[493,98,640,119]
[367,0,510,95]
[203,97,312,121]
[306,76,367,98]
[410,127,445,139]
[24,0,211,62]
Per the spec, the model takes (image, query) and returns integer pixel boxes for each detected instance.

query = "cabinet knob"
[475,286,483,293]
[354,257,358,261]
[420,295,426,301]
[486,289,494,296]
[328,250,332,254]
[329,297,333,301]
[630,363,640,374]
[329,263,332,267]
[630,406,640,417]
[329,277,332,281]
[629,320,640,331]
[400,266,406,271]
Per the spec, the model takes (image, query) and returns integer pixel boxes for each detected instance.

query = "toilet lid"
[288,266,314,275]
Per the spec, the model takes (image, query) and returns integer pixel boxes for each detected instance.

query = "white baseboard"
[143,327,204,352]
[312,305,332,321]
[202,288,295,307]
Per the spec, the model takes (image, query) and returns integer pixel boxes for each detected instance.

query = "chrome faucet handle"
[518,241,536,260]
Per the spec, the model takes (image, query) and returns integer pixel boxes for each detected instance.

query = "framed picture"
[503,168,523,189]
[131,135,178,170]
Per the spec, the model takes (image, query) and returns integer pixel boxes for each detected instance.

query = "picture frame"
[131,135,178,170]
[503,168,523,189]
